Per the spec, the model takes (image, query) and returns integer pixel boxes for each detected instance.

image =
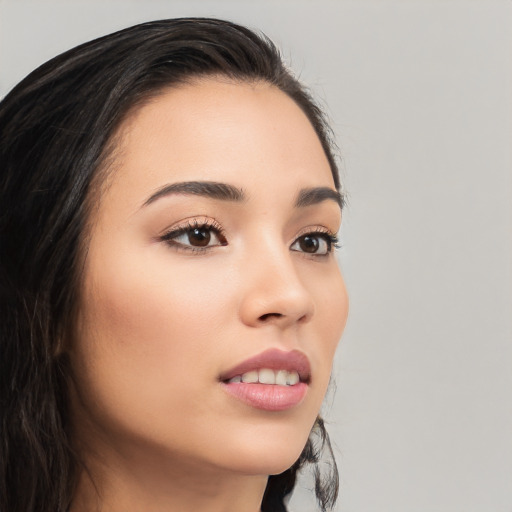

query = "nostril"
[259,313,283,322]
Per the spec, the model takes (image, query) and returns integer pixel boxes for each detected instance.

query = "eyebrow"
[143,181,246,207]
[295,187,344,209]
[142,180,343,210]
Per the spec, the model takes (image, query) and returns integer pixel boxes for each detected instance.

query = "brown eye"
[298,235,319,253]
[188,228,211,247]
[290,233,333,256]
[162,222,227,251]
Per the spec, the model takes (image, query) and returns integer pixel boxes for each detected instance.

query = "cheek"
[307,266,348,390]
[71,247,235,434]
[83,245,230,349]
[323,271,349,349]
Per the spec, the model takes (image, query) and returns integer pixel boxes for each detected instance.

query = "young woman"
[0,18,348,512]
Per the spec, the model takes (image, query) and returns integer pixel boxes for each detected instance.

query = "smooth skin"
[68,77,349,512]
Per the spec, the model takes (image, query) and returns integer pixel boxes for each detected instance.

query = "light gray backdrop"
[1,1,511,511]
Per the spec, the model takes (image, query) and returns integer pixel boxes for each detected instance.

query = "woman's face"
[70,78,348,477]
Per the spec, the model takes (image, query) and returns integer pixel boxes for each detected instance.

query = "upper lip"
[219,348,311,383]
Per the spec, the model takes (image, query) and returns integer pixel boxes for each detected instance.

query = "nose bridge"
[238,230,314,327]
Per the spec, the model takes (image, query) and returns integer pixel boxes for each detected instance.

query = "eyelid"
[294,225,338,239]
[290,225,341,256]
[159,215,221,236]
[159,216,227,253]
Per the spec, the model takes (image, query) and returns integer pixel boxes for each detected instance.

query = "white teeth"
[241,370,258,383]
[229,369,301,386]
[275,370,288,386]
[259,368,276,384]
[287,371,300,385]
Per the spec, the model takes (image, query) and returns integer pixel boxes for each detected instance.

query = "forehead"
[101,78,335,210]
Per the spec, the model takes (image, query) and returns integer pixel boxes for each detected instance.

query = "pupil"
[300,235,318,253]
[189,228,210,247]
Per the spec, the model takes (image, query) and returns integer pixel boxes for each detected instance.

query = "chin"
[206,423,312,477]
[221,451,303,477]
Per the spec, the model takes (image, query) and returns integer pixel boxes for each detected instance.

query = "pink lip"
[219,349,311,412]
[221,382,308,411]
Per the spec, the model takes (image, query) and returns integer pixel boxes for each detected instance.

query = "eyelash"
[160,219,340,256]
[293,228,341,257]
[160,218,227,254]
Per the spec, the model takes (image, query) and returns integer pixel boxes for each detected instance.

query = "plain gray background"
[1,1,511,511]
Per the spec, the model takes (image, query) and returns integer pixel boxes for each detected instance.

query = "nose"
[238,246,315,329]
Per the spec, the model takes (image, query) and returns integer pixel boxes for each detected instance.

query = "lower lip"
[221,382,308,411]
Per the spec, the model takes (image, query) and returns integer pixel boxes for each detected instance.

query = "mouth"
[225,368,301,386]
[219,349,311,411]
[219,348,311,383]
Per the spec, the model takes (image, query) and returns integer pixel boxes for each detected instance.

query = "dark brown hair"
[0,18,340,512]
